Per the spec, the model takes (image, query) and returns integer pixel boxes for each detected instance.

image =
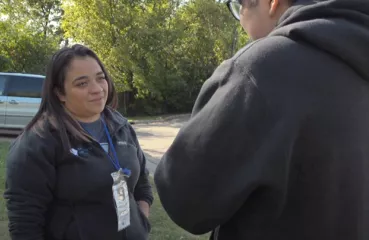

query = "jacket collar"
[103,107,128,135]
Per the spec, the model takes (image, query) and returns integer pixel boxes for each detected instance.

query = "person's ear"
[269,0,280,16]
[55,89,66,103]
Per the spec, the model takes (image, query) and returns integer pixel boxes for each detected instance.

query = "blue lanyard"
[82,118,131,177]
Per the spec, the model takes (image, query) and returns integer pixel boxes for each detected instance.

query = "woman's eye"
[98,76,106,81]
[76,81,88,87]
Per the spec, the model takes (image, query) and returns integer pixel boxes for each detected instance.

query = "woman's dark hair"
[24,44,118,150]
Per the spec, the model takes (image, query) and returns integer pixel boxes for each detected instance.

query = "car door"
[0,75,7,128]
[5,75,43,129]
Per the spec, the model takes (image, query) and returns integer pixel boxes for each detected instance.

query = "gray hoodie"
[155,0,369,239]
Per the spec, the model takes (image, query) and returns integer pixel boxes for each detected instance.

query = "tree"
[0,20,58,73]
[0,0,61,73]
[61,0,249,115]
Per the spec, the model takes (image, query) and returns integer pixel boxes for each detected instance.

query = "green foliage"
[1,0,249,114]
[62,0,248,115]
[0,0,62,74]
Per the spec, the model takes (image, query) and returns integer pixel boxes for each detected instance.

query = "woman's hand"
[138,200,150,218]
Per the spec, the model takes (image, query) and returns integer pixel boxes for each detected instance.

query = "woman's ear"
[55,89,66,103]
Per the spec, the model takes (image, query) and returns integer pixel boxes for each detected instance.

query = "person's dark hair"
[24,44,118,150]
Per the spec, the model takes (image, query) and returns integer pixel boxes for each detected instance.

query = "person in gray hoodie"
[154,0,369,239]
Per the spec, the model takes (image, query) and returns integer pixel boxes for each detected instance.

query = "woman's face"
[58,56,109,123]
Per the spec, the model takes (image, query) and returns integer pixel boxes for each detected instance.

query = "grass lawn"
[0,141,10,240]
[0,141,209,240]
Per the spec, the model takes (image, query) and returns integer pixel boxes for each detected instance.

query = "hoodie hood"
[270,0,369,80]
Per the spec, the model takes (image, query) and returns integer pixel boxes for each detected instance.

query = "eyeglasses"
[226,0,242,21]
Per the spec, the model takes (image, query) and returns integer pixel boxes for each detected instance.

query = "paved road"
[132,114,190,174]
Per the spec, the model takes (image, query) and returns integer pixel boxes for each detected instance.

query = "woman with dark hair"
[4,44,153,240]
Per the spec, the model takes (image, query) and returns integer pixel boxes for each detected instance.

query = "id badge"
[111,169,130,231]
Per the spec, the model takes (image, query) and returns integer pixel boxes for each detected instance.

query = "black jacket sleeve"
[129,125,154,206]
[154,58,299,234]
[4,131,56,240]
